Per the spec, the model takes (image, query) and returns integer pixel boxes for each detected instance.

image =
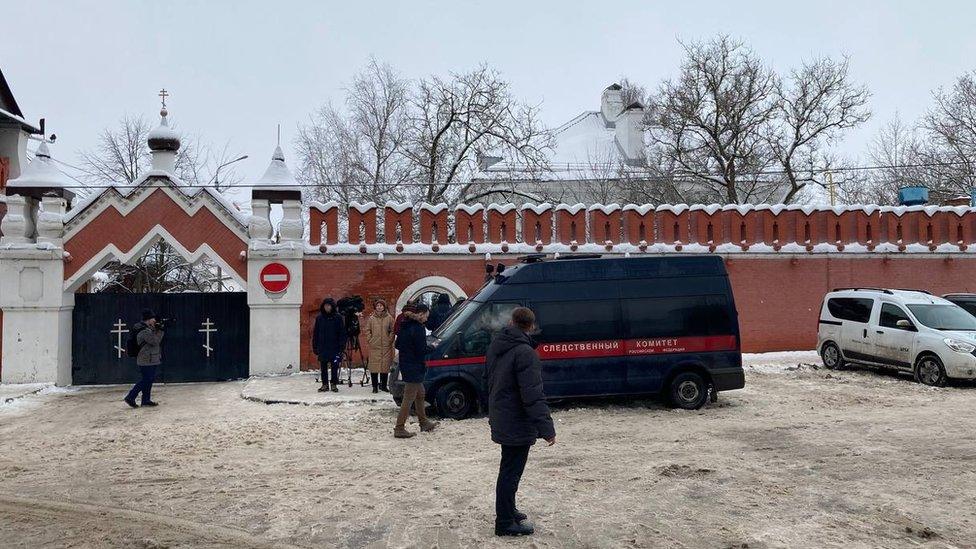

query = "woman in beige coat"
[364,299,394,393]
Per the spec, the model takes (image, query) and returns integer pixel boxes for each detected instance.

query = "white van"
[818,288,976,386]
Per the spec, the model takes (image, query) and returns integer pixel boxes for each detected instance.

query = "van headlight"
[943,338,976,354]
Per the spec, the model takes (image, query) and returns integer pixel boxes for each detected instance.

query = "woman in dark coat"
[393,303,438,438]
[313,297,346,392]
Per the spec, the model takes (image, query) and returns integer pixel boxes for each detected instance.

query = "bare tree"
[296,59,414,204]
[915,71,976,200]
[405,65,553,204]
[93,243,236,293]
[774,56,871,202]
[618,77,647,107]
[78,114,244,190]
[646,36,781,204]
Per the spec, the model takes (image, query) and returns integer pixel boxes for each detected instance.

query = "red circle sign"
[260,263,290,293]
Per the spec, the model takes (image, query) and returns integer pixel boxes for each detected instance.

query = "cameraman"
[124,309,164,408]
[313,297,346,392]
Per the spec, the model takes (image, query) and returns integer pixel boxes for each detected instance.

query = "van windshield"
[431,299,480,338]
[906,304,976,331]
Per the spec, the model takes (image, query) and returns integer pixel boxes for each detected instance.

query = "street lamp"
[208,155,248,191]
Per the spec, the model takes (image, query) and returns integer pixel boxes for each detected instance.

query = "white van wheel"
[821,342,844,370]
[915,355,947,387]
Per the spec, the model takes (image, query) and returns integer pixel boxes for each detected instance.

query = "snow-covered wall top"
[299,201,976,253]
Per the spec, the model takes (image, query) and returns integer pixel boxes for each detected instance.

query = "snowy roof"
[473,86,646,182]
[253,145,300,192]
[0,68,40,133]
[7,142,72,190]
[64,170,248,229]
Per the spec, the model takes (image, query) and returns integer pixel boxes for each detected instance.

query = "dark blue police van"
[391,255,745,419]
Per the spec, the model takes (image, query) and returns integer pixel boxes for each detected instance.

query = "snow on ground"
[3,354,976,547]
[743,350,821,373]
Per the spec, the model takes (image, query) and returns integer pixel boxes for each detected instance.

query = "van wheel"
[435,382,475,420]
[821,342,845,370]
[915,355,947,387]
[668,372,708,410]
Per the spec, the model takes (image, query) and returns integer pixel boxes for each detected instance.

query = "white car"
[817,288,976,386]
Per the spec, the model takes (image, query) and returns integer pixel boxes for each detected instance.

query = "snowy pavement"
[3,352,976,547]
[241,370,398,407]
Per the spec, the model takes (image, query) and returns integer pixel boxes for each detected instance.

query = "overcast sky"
[4,1,976,188]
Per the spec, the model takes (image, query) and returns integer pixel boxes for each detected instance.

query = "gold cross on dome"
[158,88,169,108]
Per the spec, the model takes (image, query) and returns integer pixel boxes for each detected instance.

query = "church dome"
[147,107,180,152]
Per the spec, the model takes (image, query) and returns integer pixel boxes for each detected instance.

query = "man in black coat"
[313,297,346,392]
[484,307,556,537]
[393,303,439,438]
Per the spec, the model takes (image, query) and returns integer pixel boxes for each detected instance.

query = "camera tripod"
[343,335,370,387]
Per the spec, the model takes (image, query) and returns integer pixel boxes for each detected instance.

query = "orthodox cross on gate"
[111,319,129,358]
[199,318,217,358]
[158,88,169,108]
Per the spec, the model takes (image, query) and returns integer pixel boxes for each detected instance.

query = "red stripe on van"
[426,356,486,367]
[425,335,738,367]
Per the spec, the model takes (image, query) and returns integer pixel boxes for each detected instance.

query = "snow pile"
[743,350,821,373]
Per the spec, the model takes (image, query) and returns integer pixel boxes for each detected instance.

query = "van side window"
[532,300,620,343]
[826,298,873,323]
[460,303,521,356]
[880,303,913,330]
[623,295,734,338]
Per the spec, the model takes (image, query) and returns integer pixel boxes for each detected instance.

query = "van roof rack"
[832,287,893,294]
[892,288,932,295]
[518,254,547,263]
[555,253,603,260]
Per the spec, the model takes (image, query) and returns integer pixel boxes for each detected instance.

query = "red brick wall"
[298,254,976,369]
[729,256,976,352]
[301,257,488,369]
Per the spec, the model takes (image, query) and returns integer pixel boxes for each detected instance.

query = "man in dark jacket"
[393,303,438,438]
[426,293,452,332]
[124,309,165,408]
[313,298,346,392]
[484,307,556,537]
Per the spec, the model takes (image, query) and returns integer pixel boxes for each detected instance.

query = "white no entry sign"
[260,262,290,293]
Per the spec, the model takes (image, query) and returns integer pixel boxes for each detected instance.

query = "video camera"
[336,296,365,338]
[156,317,177,330]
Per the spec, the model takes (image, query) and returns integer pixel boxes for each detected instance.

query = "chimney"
[615,101,646,164]
[601,83,624,125]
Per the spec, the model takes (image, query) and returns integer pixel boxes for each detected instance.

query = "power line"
[18,150,976,190]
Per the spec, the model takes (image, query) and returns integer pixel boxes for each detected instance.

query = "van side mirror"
[896,319,915,330]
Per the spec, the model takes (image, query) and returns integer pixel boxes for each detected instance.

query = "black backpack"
[126,323,148,357]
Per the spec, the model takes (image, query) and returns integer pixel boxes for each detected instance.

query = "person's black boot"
[379,373,390,392]
[371,373,379,393]
[495,520,534,537]
[317,384,328,392]
[514,509,528,522]
[124,397,138,408]
[330,381,339,392]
